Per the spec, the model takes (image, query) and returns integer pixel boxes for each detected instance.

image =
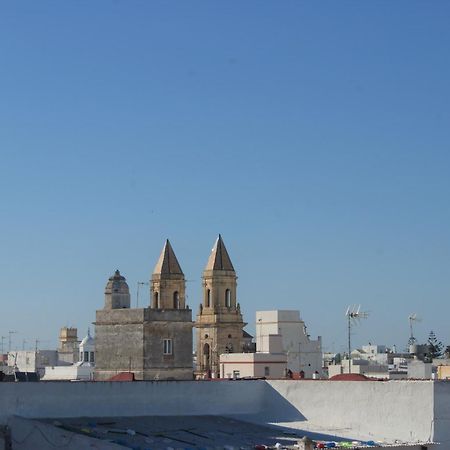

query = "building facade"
[195,235,246,378]
[94,240,193,381]
[256,310,322,378]
[7,350,58,376]
[220,331,287,379]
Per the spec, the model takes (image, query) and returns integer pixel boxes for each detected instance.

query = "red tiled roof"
[107,372,135,382]
[329,373,369,381]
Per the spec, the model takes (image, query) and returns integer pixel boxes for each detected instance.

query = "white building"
[407,359,432,379]
[351,344,388,364]
[256,310,322,378]
[7,350,59,376]
[220,334,287,379]
[41,363,94,381]
[42,331,95,381]
[79,329,95,365]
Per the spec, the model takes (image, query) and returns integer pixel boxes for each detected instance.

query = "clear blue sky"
[1,2,449,353]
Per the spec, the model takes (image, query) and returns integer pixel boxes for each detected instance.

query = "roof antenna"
[408,313,421,346]
[345,305,369,374]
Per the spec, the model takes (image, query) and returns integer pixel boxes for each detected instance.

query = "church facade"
[94,240,193,381]
[94,235,247,381]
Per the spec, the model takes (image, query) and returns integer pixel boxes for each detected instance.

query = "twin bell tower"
[95,235,245,380]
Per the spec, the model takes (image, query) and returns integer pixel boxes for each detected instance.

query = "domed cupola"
[104,270,131,309]
[79,328,95,365]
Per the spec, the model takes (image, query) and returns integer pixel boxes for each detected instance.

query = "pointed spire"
[153,239,184,276]
[205,234,235,271]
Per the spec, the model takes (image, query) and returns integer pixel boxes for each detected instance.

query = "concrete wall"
[433,381,450,447]
[1,379,449,445]
[263,380,435,444]
[0,380,266,425]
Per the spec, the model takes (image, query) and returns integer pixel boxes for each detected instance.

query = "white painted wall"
[256,310,322,377]
[0,380,266,424]
[7,351,58,375]
[1,379,449,446]
[41,364,94,381]
[262,380,435,444]
[220,352,287,379]
[434,381,450,447]
[408,360,432,379]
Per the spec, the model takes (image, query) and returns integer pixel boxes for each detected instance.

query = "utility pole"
[8,331,17,352]
[22,339,27,350]
[35,339,40,352]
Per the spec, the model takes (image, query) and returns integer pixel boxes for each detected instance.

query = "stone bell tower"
[195,234,245,378]
[150,239,186,310]
[95,241,193,381]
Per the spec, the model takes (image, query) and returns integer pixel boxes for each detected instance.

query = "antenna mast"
[345,305,369,374]
[408,313,421,346]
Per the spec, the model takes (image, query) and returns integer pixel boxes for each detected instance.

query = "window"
[163,339,173,355]
[173,291,179,309]
[84,351,89,362]
[225,289,231,307]
[154,292,159,309]
[264,366,270,377]
[233,370,240,379]
[225,343,233,353]
[206,289,211,307]
[90,352,95,363]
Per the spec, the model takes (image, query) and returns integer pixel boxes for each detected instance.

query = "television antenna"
[345,305,369,373]
[408,313,421,346]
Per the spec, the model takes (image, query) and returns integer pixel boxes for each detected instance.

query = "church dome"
[105,270,130,295]
[80,330,95,348]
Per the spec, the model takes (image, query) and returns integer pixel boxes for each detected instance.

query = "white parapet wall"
[0,380,266,423]
[261,380,436,444]
[434,381,450,446]
[0,380,449,446]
